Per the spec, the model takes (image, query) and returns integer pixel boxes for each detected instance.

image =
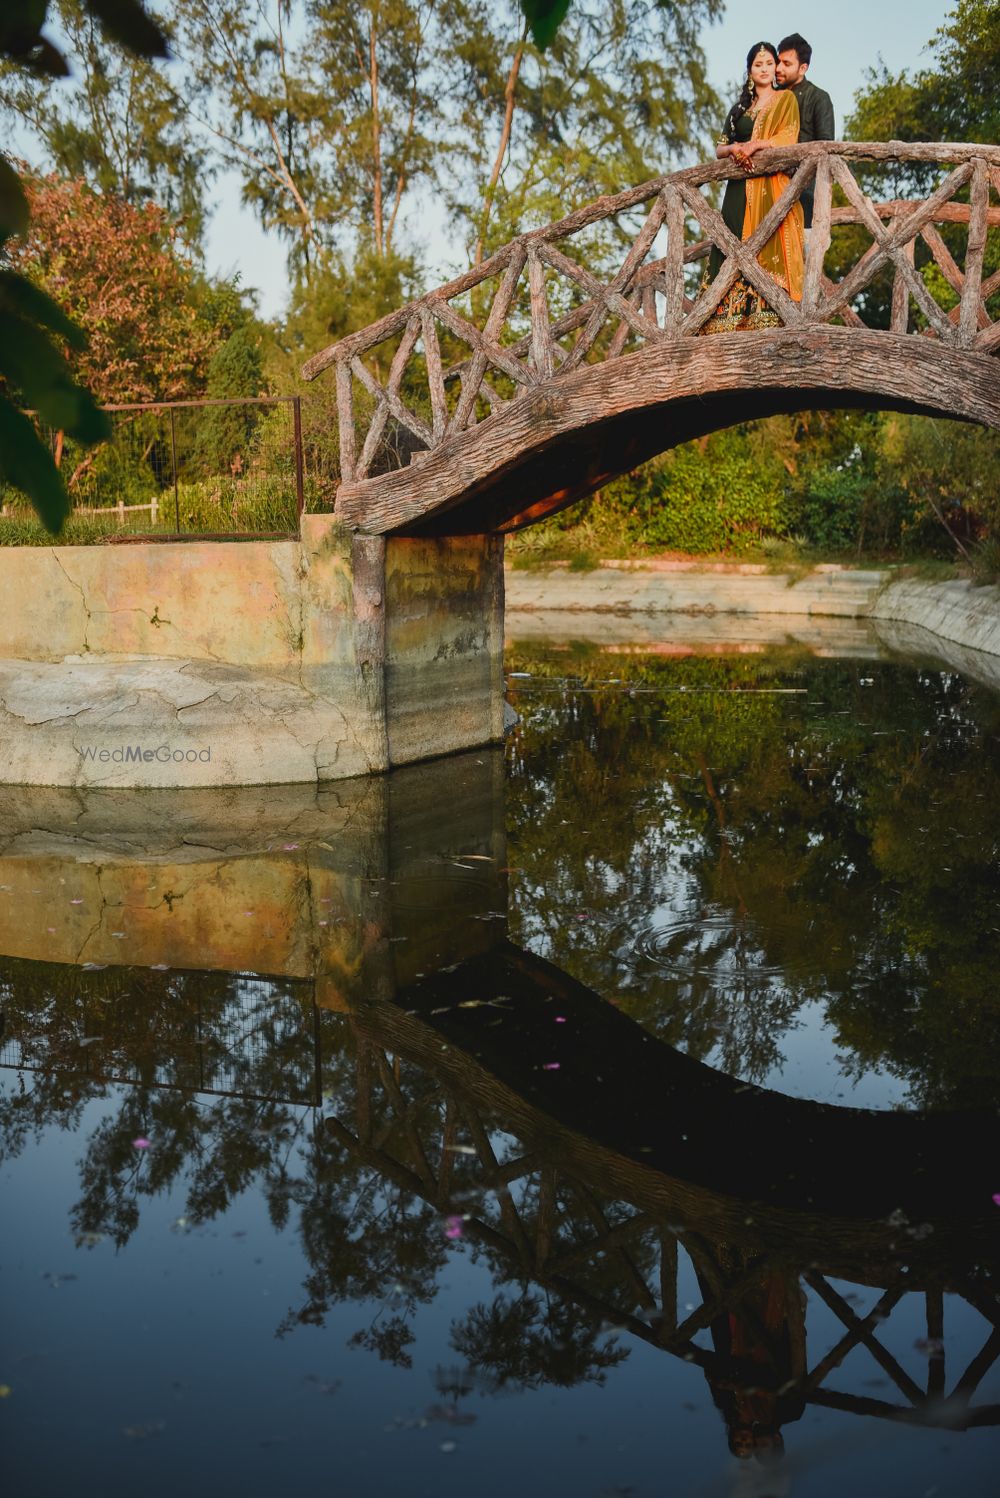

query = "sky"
[30,1,953,320]
[202,0,950,320]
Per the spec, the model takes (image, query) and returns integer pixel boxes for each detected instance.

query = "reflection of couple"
[702,33,835,335]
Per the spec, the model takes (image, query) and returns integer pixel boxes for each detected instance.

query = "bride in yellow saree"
[701,43,805,334]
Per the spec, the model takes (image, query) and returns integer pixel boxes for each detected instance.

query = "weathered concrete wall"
[0,517,505,787]
[505,562,885,618]
[869,575,1000,661]
[385,534,505,765]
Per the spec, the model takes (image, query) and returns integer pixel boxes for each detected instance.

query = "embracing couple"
[701,33,835,335]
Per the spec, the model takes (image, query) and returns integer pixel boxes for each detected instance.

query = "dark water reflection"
[504,639,1000,1112]
[3,638,1000,1496]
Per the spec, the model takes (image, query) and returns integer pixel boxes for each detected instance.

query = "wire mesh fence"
[1,396,341,542]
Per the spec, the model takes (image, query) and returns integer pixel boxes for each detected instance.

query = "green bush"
[630,440,790,553]
[790,465,868,553]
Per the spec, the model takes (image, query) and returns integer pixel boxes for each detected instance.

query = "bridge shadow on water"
[3,693,1000,1481]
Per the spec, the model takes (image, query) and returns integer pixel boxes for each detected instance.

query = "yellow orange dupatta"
[744,89,805,301]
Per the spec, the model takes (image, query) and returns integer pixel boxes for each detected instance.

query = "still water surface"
[3,634,1000,1496]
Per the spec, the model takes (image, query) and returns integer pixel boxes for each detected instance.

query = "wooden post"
[663,186,687,327]
[528,249,554,380]
[336,359,356,486]
[960,159,990,346]
[803,154,832,314]
[891,240,914,333]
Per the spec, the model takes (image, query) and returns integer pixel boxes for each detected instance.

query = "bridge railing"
[301,142,1000,490]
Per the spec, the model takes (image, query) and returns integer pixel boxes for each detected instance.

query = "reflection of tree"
[504,649,1000,1105]
[0,959,324,1246]
[450,1290,627,1391]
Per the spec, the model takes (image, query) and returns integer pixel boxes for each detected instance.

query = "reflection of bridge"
[330,948,1000,1437]
[5,939,1000,1439]
[302,142,1000,536]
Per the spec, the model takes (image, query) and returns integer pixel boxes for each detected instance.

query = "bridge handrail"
[300,141,1000,490]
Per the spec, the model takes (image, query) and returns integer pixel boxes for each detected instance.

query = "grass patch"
[0,478,318,545]
[893,558,964,583]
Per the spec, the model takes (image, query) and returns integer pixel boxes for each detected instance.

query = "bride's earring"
[748,77,756,99]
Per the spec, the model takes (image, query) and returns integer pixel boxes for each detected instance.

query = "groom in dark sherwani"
[775,32,835,227]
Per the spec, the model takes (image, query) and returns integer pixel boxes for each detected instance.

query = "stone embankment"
[505,561,1000,689]
[3,537,999,789]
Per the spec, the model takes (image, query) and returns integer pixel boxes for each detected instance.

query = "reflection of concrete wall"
[0,752,507,993]
[0,518,504,787]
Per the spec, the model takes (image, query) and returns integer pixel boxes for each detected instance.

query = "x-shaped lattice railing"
[301,142,1000,491]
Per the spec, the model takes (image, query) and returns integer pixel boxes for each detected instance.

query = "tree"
[445,0,721,266]
[0,0,170,529]
[848,0,1000,150]
[8,172,222,403]
[193,322,266,474]
[0,1,210,244]
[879,413,1000,557]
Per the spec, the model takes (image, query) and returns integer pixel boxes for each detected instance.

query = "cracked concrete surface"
[0,656,371,786]
[0,520,506,786]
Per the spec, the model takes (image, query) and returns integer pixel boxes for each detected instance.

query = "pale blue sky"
[208,1,949,319]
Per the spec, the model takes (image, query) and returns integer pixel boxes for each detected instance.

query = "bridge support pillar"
[382,530,505,767]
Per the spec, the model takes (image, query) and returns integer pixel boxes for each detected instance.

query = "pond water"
[3,629,1000,1497]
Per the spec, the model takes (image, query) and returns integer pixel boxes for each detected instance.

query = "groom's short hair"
[778,33,812,65]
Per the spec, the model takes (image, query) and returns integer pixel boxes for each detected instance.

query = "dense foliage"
[8,172,222,402]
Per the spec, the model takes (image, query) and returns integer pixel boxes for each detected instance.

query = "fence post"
[151,494,158,527]
[169,407,180,533]
[292,395,305,520]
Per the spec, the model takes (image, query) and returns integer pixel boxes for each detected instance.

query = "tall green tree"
[848,0,1000,149]
[445,0,721,265]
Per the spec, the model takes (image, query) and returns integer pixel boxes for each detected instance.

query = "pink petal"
[542,1062,561,1071]
[993,1193,1000,1206]
[132,1137,151,1150]
[444,1215,464,1240]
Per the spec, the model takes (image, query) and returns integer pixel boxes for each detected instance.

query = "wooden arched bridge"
[302,141,1000,536]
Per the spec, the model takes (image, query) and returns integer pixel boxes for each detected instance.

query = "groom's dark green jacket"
[785,77,835,226]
